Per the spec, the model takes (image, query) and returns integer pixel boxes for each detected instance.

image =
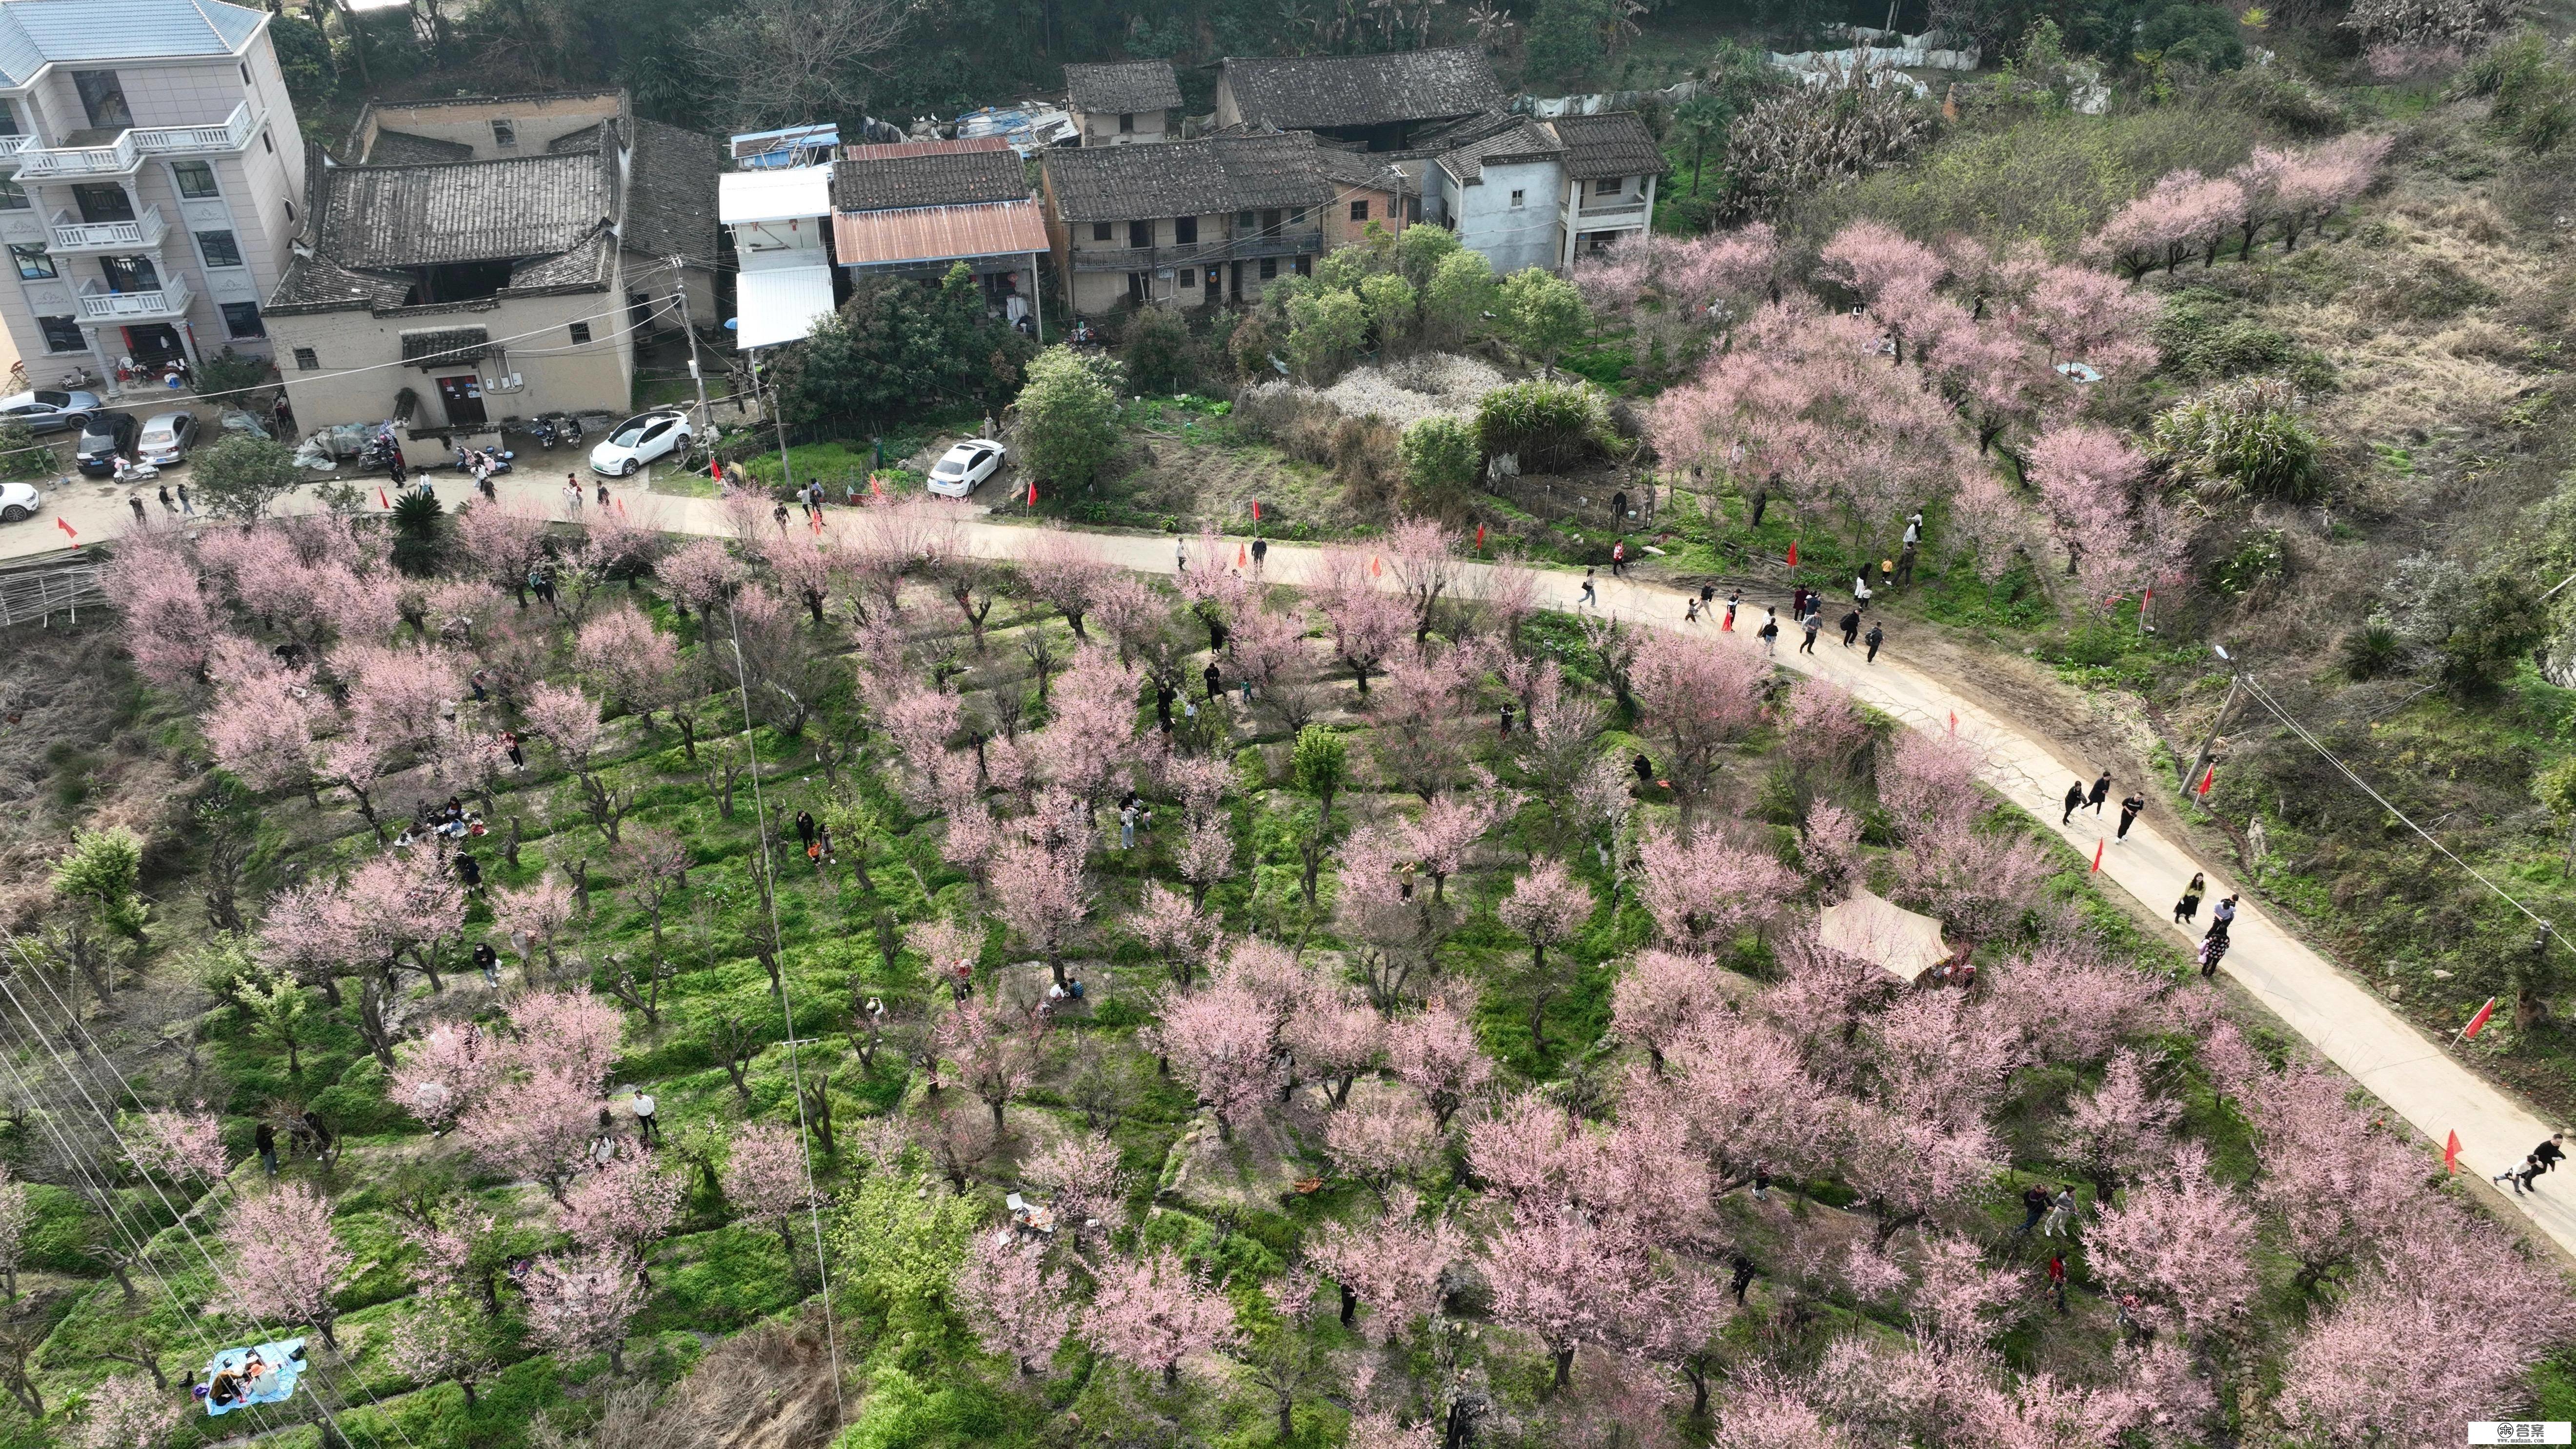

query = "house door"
[1127,272,1147,305]
[437,374,487,427]
[72,184,134,223]
[122,323,181,365]
[100,254,158,292]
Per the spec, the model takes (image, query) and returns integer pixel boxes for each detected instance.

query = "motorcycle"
[111,456,160,483]
[453,445,515,475]
[529,412,585,449]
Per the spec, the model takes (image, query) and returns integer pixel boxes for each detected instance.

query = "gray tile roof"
[1550,112,1663,181]
[364,129,475,166]
[506,226,614,291]
[1221,47,1503,131]
[1436,117,1561,182]
[833,141,1029,213]
[399,326,489,364]
[621,118,720,268]
[1064,60,1183,115]
[1044,131,1329,222]
[1312,143,1417,197]
[0,0,264,85]
[316,149,615,270]
[547,122,608,155]
[267,249,409,312]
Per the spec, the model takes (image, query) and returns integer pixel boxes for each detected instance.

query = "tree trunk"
[1551,1347,1574,1389]
[1339,1283,1357,1325]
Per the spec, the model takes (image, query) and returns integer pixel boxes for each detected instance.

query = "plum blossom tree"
[1323,1086,1444,1197]
[562,1152,683,1287]
[1386,995,1492,1128]
[2085,171,2246,277]
[1496,858,1594,1050]
[2240,1064,2426,1288]
[65,1372,181,1449]
[524,1249,644,1374]
[1818,220,1960,365]
[654,537,743,617]
[1315,547,1412,696]
[1610,950,1730,1072]
[217,1183,353,1349]
[1485,1203,1664,1389]
[1153,978,1283,1141]
[1019,1132,1127,1248]
[723,1122,817,1282]
[573,605,681,722]
[1308,1187,1464,1339]
[2084,1144,2257,1342]
[382,1292,499,1408]
[1084,1248,1237,1389]
[125,1108,226,1187]
[489,874,575,975]
[2054,1048,2177,1203]
[1628,630,1769,819]
[939,996,1045,1134]
[955,1231,1075,1376]
[1016,523,1117,640]
[1633,822,1797,953]
[1284,981,1383,1107]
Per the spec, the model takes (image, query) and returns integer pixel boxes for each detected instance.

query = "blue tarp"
[199,1338,305,1416]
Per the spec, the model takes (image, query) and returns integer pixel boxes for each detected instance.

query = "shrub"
[1475,379,1615,473]
[1359,272,1417,349]
[0,418,46,482]
[1399,416,1480,505]
[193,345,276,401]
[1725,63,1935,218]
[2157,294,2336,388]
[2455,32,2576,153]
[1123,305,1198,395]
[1012,346,1122,489]
[192,435,302,521]
[2340,621,2406,680]
[1285,288,1369,381]
[2441,572,2548,700]
[2212,529,2287,597]
[1500,268,1589,367]
[1425,250,1500,343]
[391,490,446,576]
[2150,379,2323,503]
[1229,312,1280,380]
[1395,224,1464,292]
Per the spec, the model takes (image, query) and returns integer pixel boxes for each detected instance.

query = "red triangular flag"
[615,496,626,516]
[55,517,75,540]
[2142,585,2154,607]
[710,457,723,481]
[871,474,885,499]
[1237,544,1247,566]
[2091,840,2103,872]
[2444,1130,2461,1173]
[1947,710,1957,735]
[1251,499,1261,522]
[1370,556,1383,577]
[1787,541,1798,568]
[1026,480,1037,507]
[2197,765,2216,798]
[2464,997,2498,1039]
[379,487,391,509]
[1475,522,1486,551]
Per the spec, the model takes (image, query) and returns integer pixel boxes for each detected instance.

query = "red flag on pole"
[1474,522,1486,551]
[1947,710,1957,735]
[54,517,75,542]
[2091,840,2104,872]
[2444,1130,2462,1173]
[378,487,391,509]
[615,496,626,516]
[1026,480,1037,507]
[2197,765,2216,798]
[1252,498,1261,522]
[1786,541,1799,568]
[2464,997,2498,1039]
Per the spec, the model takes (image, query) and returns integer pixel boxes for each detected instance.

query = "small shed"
[1816,889,1952,985]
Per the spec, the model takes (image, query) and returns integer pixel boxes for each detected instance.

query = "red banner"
[2464,997,2497,1039]
[1787,541,1798,568]
[2444,1129,2461,1173]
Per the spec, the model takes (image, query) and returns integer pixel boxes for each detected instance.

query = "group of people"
[250,1109,336,1178]
[2061,771,2153,843]
[2496,1131,2567,1196]
[793,808,838,870]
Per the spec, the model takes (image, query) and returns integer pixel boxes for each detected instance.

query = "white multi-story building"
[1424,111,1662,273]
[0,0,303,389]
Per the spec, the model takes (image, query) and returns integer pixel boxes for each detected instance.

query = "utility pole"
[666,258,712,434]
[2182,644,2239,798]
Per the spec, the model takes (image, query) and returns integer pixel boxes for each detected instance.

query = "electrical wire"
[2234,670,2556,939]
[717,612,847,1436]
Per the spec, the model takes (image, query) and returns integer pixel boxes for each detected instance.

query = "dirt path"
[20,471,2574,1257]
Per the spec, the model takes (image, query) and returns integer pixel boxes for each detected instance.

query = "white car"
[588,411,692,477]
[926,438,1005,497]
[0,479,39,523]
[136,410,199,466]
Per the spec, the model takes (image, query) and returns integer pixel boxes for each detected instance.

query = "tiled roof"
[547,121,608,154]
[1312,143,1417,197]
[1221,47,1503,130]
[0,0,264,86]
[364,129,474,165]
[1436,117,1561,182]
[399,327,489,364]
[1064,60,1182,115]
[314,150,614,270]
[833,199,1049,266]
[506,225,615,290]
[267,250,409,312]
[833,138,1029,213]
[622,117,721,268]
[1043,132,1328,222]
[1550,112,1663,181]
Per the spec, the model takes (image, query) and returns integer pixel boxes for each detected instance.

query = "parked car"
[136,411,200,467]
[588,410,691,476]
[0,388,100,434]
[926,438,1006,498]
[72,412,138,475]
[0,479,39,523]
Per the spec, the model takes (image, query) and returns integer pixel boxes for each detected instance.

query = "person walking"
[1865,621,1884,663]
[2536,1133,2567,1178]
[474,940,502,986]
[1879,557,1895,592]
[629,1089,658,1145]
[176,481,193,515]
[596,479,610,509]
[2196,932,2230,979]
[389,456,409,491]
[156,483,177,515]
[1499,702,1515,737]
[2041,1185,2077,1237]
[1579,569,1598,609]
[1685,596,1702,623]
[1203,661,1223,702]
[2046,1255,2069,1316]
[1852,572,1873,608]
[2117,791,2147,841]
[1155,685,1174,733]
[2086,771,2112,816]
[2014,1182,2052,1237]
[455,852,482,893]
[1799,610,1821,655]
[1895,541,1917,586]
[1751,1161,1771,1201]
[255,1120,278,1178]
[2207,894,2239,940]
[1174,533,1188,573]
[1904,511,1923,547]
[1118,802,1139,850]
[563,479,583,517]
[2062,780,2087,826]
[1699,582,1715,610]
[1839,607,1861,647]
[1722,590,1739,632]
[1610,539,1627,577]
[795,810,817,851]
[1250,536,1267,575]
[2174,872,2206,925]
[772,501,789,533]
[1758,611,1779,657]
[2501,1152,2547,1195]
[127,494,145,526]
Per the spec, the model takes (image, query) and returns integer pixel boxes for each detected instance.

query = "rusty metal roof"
[841,136,1013,163]
[831,198,1049,267]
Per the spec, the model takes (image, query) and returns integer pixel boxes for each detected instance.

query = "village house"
[262,90,718,452]
[721,157,838,352]
[1214,48,1504,157]
[1424,110,1661,273]
[1064,60,1182,146]
[1314,143,1418,248]
[1040,131,1330,316]
[829,137,1048,328]
[0,0,305,390]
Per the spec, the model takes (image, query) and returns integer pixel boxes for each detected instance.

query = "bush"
[1229,312,1280,380]
[1527,0,1610,85]
[1285,287,1369,381]
[1425,250,1500,343]
[2455,33,2576,153]
[2341,621,2407,680]
[1012,346,1122,489]
[193,345,276,401]
[2212,529,2287,597]
[1475,379,1615,473]
[1123,305,1198,395]
[192,434,302,521]
[1358,272,1417,349]
[1399,416,1480,505]
[2150,379,2323,503]
[2156,293,2336,388]
[777,262,1033,427]
[2441,572,2548,700]
[1395,224,1464,292]
[1500,268,1588,367]
[390,490,445,576]
[0,418,47,482]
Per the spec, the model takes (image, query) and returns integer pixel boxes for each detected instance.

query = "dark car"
[72,412,137,475]
[0,388,100,434]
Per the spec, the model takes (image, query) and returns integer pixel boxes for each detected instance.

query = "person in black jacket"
[2062,780,2087,825]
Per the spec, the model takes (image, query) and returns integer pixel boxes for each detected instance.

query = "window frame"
[1258,256,1277,281]
[35,315,83,354]
[1510,188,1525,208]
[1118,112,1134,133]
[1091,221,1112,242]
[71,70,131,130]
[1350,199,1369,222]
[1174,216,1197,245]
[1178,268,1195,289]
[0,180,26,212]
[569,321,592,343]
[292,347,319,371]
[9,244,54,280]
[491,119,518,148]
[172,161,220,199]
[1128,220,1152,249]
[219,301,265,339]
[195,229,243,268]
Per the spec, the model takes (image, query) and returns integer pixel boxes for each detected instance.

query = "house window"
[292,347,319,370]
[220,302,265,339]
[1350,199,1369,222]
[283,199,295,222]
[35,316,82,353]
[1129,220,1152,248]
[196,230,243,268]
[1119,112,1134,133]
[72,71,131,129]
[1258,257,1277,281]
[1179,268,1195,288]
[1294,254,1311,276]
[9,245,53,280]
[172,161,219,198]
[1238,211,1254,230]
[570,322,592,343]
[0,101,17,136]
[1510,188,1525,207]
[261,130,274,153]
[241,63,251,85]
[1091,221,1112,242]
[0,180,25,212]
[1174,216,1196,244]
[492,119,517,147]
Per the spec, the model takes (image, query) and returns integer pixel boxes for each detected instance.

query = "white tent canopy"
[1816,889,1952,983]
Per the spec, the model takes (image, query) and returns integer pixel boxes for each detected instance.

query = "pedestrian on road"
[1611,540,1627,577]
[564,481,583,517]
[2117,792,2146,840]
[390,456,410,490]
[772,501,788,533]
[1758,612,1779,657]
[1799,611,1821,655]
[1839,608,1861,647]
[1174,533,1187,572]
[1118,802,1138,850]
[127,494,145,525]
[1203,661,1223,701]
[630,1089,658,1144]
[2537,1133,2567,1176]
[1699,582,1715,609]
[1251,537,1267,574]
[1895,542,1917,586]
[1579,568,1598,609]
[176,482,193,515]
[475,941,501,985]
[2196,932,2230,979]
[2041,1185,2077,1237]
[153,483,176,515]
[1685,596,1702,623]
[1865,622,1884,663]
[2175,872,2205,924]
[2062,780,2086,826]
[2207,894,2238,940]
[2086,771,2112,815]
[1723,590,1739,632]
[2014,1183,2051,1237]
[596,480,610,508]
[2502,1153,2547,1195]
[1791,584,1809,619]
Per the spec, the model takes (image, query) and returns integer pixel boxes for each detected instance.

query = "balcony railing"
[49,204,165,253]
[1574,197,1649,219]
[76,274,192,322]
[1068,228,1323,272]
[14,102,262,180]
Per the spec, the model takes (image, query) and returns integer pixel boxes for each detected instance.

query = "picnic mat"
[199,1337,304,1416]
